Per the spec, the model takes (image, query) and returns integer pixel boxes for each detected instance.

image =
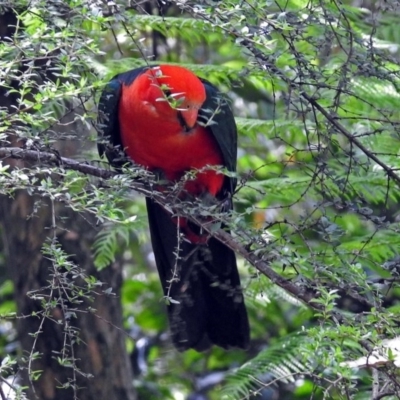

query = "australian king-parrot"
[97,64,249,351]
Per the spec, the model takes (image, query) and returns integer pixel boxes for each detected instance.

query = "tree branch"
[0,147,116,179]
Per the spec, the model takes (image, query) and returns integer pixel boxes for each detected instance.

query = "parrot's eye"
[164,89,172,98]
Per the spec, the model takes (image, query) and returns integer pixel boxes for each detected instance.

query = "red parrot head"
[137,65,206,130]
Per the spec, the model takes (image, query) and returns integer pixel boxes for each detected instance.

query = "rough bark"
[0,194,136,400]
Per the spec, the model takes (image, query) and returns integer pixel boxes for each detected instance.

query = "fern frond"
[246,284,306,309]
[129,15,222,42]
[236,117,309,140]
[221,333,309,400]
[351,77,400,111]
[93,219,137,270]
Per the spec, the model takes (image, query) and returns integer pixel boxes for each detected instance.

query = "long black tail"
[145,198,250,351]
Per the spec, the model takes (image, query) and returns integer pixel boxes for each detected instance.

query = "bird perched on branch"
[97,64,249,351]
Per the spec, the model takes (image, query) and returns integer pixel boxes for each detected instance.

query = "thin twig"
[0,385,6,400]
[372,368,380,399]
[374,391,396,400]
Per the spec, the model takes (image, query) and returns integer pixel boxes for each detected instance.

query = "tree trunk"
[0,194,136,400]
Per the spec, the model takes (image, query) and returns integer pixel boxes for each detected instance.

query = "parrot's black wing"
[199,78,238,197]
[97,66,149,167]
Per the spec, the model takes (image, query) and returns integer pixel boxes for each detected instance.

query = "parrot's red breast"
[118,65,224,197]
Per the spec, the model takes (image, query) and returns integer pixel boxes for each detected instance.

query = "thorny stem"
[49,198,79,400]
[165,216,183,304]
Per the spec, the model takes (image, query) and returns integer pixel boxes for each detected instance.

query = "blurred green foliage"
[2,0,400,399]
